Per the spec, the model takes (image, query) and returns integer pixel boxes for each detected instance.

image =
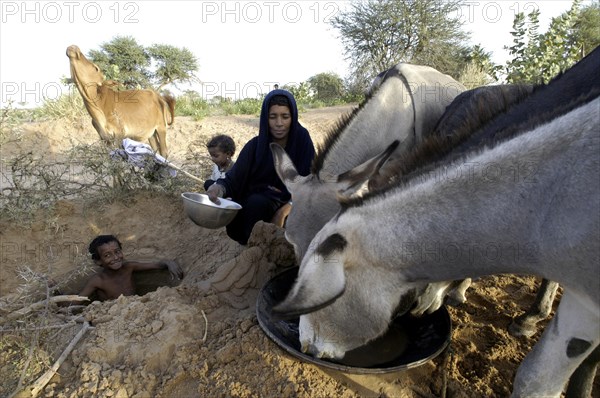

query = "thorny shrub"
[1,141,210,223]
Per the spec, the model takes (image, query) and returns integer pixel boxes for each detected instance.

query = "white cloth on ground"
[110,138,177,177]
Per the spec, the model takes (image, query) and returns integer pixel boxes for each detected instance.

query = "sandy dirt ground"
[0,104,596,397]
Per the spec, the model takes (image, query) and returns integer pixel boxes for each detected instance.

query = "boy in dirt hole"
[77,234,183,301]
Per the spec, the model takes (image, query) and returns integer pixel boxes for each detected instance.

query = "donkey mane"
[396,86,600,189]
[311,89,379,175]
[342,48,600,209]
[368,84,534,189]
[312,67,407,175]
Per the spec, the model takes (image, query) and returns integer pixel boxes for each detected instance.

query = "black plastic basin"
[257,267,452,374]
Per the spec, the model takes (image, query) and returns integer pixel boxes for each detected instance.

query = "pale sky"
[0,0,585,108]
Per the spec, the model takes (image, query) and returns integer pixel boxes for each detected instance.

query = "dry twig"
[28,321,93,397]
[201,310,208,343]
[1,295,89,324]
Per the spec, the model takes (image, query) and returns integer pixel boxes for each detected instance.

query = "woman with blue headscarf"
[207,90,315,245]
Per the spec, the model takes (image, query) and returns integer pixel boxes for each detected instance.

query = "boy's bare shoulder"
[79,272,105,297]
[87,273,104,284]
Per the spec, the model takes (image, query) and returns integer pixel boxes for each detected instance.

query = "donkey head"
[272,211,421,358]
[271,141,399,262]
[271,142,426,359]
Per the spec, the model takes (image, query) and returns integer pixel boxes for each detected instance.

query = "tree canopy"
[88,36,199,91]
[329,0,473,90]
[570,1,600,57]
[504,0,598,84]
[88,36,149,88]
[307,72,345,103]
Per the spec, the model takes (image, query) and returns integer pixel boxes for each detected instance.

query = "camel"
[66,45,175,157]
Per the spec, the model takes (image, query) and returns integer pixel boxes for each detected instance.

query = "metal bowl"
[257,267,452,374]
[181,192,242,229]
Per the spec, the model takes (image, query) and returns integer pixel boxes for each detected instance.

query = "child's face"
[208,147,230,169]
[95,241,124,270]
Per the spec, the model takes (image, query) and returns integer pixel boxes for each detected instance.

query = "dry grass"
[0,265,90,398]
[31,90,88,122]
[458,62,496,89]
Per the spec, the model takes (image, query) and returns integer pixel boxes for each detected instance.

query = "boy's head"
[89,235,124,269]
[207,134,235,169]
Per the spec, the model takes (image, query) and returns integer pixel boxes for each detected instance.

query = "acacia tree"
[147,44,199,91]
[88,36,199,90]
[329,0,471,90]
[504,10,538,83]
[88,36,150,88]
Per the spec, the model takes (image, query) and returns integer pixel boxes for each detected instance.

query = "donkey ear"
[271,143,303,190]
[336,140,399,200]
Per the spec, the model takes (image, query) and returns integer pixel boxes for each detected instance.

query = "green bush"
[282,82,312,104]
[32,89,87,121]
[221,98,262,115]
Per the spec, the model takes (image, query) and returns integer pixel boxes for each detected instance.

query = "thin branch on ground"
[1,295,89,324]
[201,310,208,343]
[28,321,93,398]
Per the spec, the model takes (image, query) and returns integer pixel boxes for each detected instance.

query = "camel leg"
[511,290,599,397]
[92,119,114,142]
[154,127,169,158]
[148,133,160,154]
[565,344,599,398]
[510,278,559,337]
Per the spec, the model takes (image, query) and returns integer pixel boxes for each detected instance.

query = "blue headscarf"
[253,89,314,175]
[218,89,315,203]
